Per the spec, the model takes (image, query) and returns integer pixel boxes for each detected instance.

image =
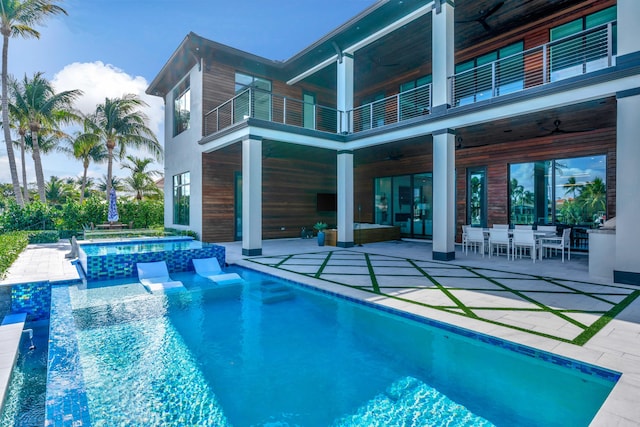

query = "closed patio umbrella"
[108,188,119,223]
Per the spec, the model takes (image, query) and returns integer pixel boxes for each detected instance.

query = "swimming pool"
[78,237,225,281]
[46,267,618,426]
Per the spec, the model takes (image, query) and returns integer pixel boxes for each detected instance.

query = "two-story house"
[147,0,640,285]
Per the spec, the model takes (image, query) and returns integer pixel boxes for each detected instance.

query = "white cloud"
[51,61,165,144]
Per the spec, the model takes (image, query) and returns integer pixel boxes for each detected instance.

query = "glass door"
[412,173,433,238]
[234,172,242,241]
[467,167,487,227]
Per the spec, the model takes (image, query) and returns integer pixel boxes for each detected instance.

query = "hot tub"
[78,237,225,281]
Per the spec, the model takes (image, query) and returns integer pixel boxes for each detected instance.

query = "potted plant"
[313,221,328,246]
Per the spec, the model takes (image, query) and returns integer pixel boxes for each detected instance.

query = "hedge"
[0,232,29,279]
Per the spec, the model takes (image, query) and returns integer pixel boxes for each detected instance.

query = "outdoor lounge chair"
[192,257,244,285]
[136,261,185,293]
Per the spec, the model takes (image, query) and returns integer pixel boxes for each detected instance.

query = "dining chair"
[541,227,571,262]
[489,228,510,259]
[465,227,486,256]
[492,224,509,229]
[514,224,533,230]
[536,225,557,234]
[461,225,470,253]
[512,229,537,262]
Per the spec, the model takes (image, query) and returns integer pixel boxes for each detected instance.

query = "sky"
[1,0,377,186]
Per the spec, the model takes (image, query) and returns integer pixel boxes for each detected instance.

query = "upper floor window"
[454,42,524,106]
[234,72,272,122]
[173,77,190,136]
[399,75,432,120]
[173,172,190,226]
[550,6,617,82]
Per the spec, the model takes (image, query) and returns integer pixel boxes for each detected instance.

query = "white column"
[431,0,454,111]
[617,0,640,57]
[614,91,640,284]
[432,129,456,260]
[242,136,262,256]
[337,150,354,247]
[337,55,354,133]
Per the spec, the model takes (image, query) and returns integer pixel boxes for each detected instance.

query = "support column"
[337,150,354,247]
[617,0,640,58]
[614,90,640,284]
[242,136,262,256]
[431,0,454,112]
[432,129,456,261]
[337,54,354,133]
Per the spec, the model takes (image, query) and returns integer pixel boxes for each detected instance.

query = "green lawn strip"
[461,266,590,330]
[364,253,381,293]
[314,251,334,279]
[274,255,294,268]
[571,290,640,346]
[540,277,632,305]
[408,260,477,318]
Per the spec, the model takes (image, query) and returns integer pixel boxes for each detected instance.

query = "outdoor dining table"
[482,228,557,260]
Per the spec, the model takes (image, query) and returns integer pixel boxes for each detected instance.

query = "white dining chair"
[492,224,509,229]
[512,229,537,262]
[461,225,470,254]
[514,224,533,230]
[465,227,486,256]
[536,225,557,234]
[489,228,511,259]
[541,227,571,262]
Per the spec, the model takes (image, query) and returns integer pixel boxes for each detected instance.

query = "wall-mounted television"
[316,193,337,212]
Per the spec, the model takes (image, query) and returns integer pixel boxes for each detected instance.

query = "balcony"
[203,22,616,139]
[450,22,616,107]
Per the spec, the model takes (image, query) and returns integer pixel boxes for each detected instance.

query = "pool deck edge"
[0,313,27,416]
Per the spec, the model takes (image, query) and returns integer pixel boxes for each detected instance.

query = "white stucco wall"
[163,63,204,239]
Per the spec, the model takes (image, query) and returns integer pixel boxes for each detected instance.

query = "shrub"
[0,201,56,232]
[26,230,60,243]
[0,231,29,279]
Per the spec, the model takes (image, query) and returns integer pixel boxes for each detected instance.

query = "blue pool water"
[49,267,618,426]
[79,236,203,256]
[0,323,48,427]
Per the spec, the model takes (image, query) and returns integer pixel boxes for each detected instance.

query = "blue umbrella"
[108,188,119,223]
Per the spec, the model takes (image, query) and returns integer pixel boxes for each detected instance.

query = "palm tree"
[44,175,71,205]
[97,174,124,193]
[563,176,583,200]
[11,72,81,203]
[85,94,162,199]
[0,0,67,206]
[121,155,162,200]
[60,119,107,203]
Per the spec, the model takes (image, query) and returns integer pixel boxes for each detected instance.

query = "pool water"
[54,267,617,426]
[0,323,48,427]
[79,237,204,256]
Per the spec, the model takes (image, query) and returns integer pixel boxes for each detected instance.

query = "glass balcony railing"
[450,21,616,107]
[203,21,616,138]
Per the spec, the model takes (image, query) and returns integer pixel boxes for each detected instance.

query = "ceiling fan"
[456,1,505,32]
[538,119,594,137]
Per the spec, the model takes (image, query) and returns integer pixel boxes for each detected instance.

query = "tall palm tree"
[97,174,124,193]
[11,72,81,203]
[60,118,107,203]
[6,77,29,201]
[85,94,162,199]
[121,155,162,200]
[0,0,67,206]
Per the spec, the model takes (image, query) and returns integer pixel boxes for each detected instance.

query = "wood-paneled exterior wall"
[202,141,337,243]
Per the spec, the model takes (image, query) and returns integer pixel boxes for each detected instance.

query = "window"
[234,72,272,122]
[550,6,617,81]
[399,75,431,120]
[173,77,190,136]
[509,155,606,226]
[173,172,190,225]
[454,42,524,106]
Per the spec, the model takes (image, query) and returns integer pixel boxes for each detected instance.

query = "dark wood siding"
[202,141,337,243]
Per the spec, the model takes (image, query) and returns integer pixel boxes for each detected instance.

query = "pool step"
[249,280,295,304]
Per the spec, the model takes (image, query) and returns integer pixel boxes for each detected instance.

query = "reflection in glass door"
[467,167,487,227]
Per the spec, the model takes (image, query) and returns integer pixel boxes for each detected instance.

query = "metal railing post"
[249,89,253,118]
[542,46,548,84]
[491,62,497,97]
[283,97,287,125]
[606,22,613,67]
[396,93,400,123]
